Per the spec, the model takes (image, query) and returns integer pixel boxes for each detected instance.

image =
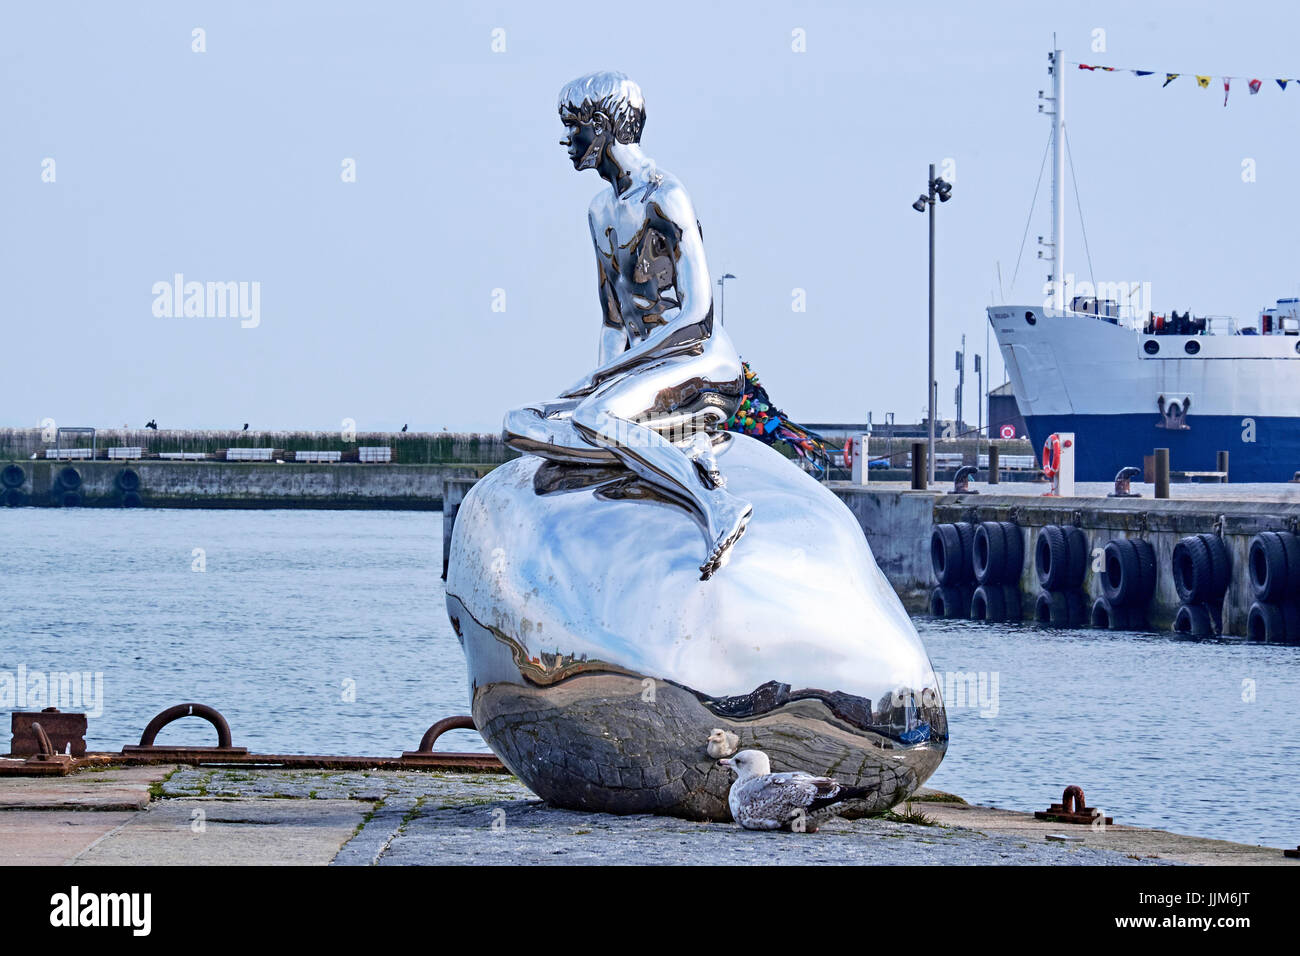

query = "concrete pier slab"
[0,765,171,811]
[2,766,1293,866]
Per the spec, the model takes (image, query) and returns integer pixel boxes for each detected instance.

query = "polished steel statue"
[447,72,947,822]
[504,71,750,580]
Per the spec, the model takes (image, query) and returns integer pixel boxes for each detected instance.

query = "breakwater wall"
[1,460,488,510]
[831,485,1300,639]
[0,428,515,465]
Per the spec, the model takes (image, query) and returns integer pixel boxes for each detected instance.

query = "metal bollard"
[1217,449,1229,483]
[1154,447,1170,499]
[910,441,926,490]
[988,445,999,484]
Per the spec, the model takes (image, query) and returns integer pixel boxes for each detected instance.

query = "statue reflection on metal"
[448,72,947,822]
[503,71,750,580]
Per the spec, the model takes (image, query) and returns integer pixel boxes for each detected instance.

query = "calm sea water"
[2,509,1296,848]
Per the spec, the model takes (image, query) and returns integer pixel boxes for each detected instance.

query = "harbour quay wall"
[831,485,1300,637]
[2,460,489,510]
[0,427,515,465]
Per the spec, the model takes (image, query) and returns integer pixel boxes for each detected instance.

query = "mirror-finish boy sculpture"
[505,71,750,580]
[448,71,946,821]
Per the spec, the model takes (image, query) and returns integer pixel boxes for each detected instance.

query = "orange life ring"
[1042,433,1062,479]
[842,439,853,470]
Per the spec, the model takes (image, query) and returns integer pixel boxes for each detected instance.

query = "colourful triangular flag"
[1278,79,1290,91]
[1224,78,1230,106]
[1164,73,1179,87]
[1134,70,1154,76]
[1079,63,1096,70]
[1196,75,1211,88]
[1249,78,1262,94]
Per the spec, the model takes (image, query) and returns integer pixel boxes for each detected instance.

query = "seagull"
[718,749,871,832]
[242,423,249,432]
[401,424,408,433]
[706,728,739,759]
[145,419,158,430]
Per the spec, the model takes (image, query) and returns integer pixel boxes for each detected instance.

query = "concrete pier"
[830,483,1300,636]
[1,460,488,510]
[0,764,1291,865]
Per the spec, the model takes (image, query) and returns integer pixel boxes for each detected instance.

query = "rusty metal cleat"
[1034,785,1113,826]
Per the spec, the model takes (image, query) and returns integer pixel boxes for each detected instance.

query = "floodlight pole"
[927,163,936,485]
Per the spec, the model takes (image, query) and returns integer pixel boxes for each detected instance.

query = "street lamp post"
[912,165,953,485]
[717,273,736,325]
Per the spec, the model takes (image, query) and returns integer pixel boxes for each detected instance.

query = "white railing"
[225,448,274,461]
[294,450,342,462]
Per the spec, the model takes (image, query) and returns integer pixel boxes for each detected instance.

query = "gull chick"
[719,749,871,832]
[706,728,739,759]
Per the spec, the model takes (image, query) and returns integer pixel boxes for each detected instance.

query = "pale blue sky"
[4,0,1299,432]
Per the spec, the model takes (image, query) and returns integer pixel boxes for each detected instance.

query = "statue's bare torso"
[503,71,751,579]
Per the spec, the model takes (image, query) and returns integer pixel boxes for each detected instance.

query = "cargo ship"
[988,50,1300,482]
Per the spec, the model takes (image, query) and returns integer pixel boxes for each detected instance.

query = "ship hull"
[1020,412,1300,482]
[990,305,1300,482]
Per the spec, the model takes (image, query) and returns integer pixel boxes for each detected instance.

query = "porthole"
[1143,339,1160,355]
[1025,311,1037,325]
[1184,340,1200,355]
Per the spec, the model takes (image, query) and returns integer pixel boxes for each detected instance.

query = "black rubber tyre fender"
[1280,600,1300,644]
[3,488,23,507]
[929,585,969,619]
[1172,536,1214,604]
[931,524,967,586]
[1278,531,1300,596]
[999,522,1025,585]
[970,584,1007,622]
[1196,533,1230,599]
[953,522,976,583]
[1065,526,1088,588]
[972,522,1007,585]
[1090,595,1130,630]
[1035,525,1069,590]
[121,491,142,508]
[1249,532,1290,602]
[1001,583,1023,621]
[1034,589,1070,626]
[1131,538,1157,606]
[0,464,24,488]
[1065,588,1087,628]
[1101,539,1141,605]
[56,466,82,490]
[1246,601,1286,643]
[116,468,141,493]
[1172,603,1213,638]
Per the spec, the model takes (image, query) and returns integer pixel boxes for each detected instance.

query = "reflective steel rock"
[446,434,947,820]
[446,71,945,819]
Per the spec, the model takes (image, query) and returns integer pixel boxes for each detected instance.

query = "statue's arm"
[596,257,627,366]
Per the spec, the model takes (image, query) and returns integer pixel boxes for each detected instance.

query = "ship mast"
[1039,49,1066,311]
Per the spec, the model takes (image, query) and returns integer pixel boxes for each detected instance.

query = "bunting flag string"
[1073,60,1298,106]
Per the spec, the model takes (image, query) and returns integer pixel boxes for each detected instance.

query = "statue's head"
[557,71,645,171]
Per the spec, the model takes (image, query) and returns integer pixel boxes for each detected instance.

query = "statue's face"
[560,110,610,171]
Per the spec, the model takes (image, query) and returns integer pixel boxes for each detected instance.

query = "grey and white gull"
[719,749,870,832]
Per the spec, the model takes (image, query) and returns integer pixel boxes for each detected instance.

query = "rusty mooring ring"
[1062,785,1085,815]
[29,721,55,757]
[416,715,477,753]
[138,703,234,749]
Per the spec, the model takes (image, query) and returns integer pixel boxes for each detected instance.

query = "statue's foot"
[699,499,752,580]
[686,433,726,489]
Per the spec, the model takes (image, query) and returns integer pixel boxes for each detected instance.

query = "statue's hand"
[558,374,597,399]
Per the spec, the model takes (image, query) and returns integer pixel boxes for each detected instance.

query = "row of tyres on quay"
[928,519,1300,644]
